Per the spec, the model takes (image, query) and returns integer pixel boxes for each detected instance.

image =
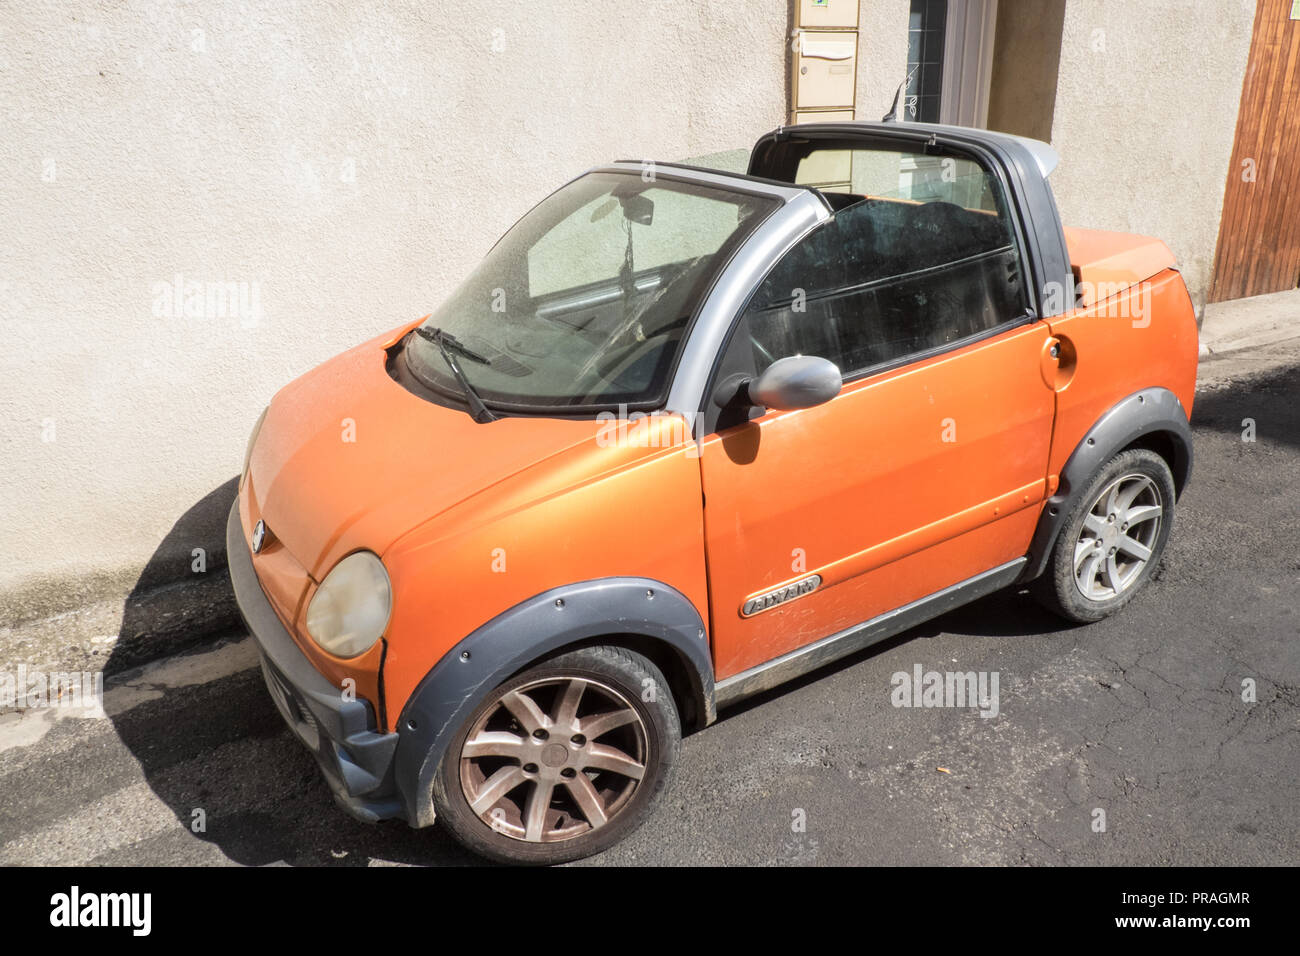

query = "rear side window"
[793,148,1000,211]
[746,146,1028,378]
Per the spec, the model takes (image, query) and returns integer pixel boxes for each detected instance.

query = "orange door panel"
[700,321,1056,680]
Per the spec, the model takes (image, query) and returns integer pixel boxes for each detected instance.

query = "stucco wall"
[2,0,803,609]
[856,0,913,122]
[1048,0,1254,315]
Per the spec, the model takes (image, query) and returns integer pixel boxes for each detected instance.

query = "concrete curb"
[1199,287,1300,359]
[1197,289,1300,391]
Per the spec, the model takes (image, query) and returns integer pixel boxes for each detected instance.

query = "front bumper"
[226,499,408,824]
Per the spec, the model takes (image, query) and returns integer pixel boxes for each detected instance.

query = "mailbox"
[797,0,860,30]
[794,31,858,110]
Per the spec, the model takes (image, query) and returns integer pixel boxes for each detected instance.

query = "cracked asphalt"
[0,359,1296,866]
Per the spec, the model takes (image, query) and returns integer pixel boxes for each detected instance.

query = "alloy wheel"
[1073,472,1164,601]
[458,676,649,843]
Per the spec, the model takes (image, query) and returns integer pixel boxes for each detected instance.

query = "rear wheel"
[431,645,680,864]
[1037,448,1176,623]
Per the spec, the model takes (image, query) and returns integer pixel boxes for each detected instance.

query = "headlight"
[242,405,269,483]
[305,551,392,658]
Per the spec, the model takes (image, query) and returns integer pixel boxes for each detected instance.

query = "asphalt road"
[1,360,1296,867]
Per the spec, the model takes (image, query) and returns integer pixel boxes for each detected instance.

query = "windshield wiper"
[415,326,492,364]
[413,326,498,423]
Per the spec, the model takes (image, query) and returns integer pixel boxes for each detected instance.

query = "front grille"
[261,659,320,750]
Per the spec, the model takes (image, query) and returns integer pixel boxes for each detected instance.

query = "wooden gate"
[1209,1,1300,303]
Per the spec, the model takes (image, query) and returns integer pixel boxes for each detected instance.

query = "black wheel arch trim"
[392,576,716,828]
[1022,386,1193,582]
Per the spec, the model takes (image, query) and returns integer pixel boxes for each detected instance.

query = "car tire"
[1036,448,1176,624]
[430,644,680,865]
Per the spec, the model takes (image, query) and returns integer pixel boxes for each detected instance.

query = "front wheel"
[431,645,680,865]
[1037,447,1176,623]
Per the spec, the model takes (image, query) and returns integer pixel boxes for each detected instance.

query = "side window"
[749,146,1028,377]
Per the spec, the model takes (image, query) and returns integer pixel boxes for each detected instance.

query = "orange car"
[228,121,1197,864]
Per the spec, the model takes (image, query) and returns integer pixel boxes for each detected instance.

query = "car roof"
[755,119,1060,178]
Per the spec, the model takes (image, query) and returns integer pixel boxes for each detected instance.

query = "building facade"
[0,0,1281,609]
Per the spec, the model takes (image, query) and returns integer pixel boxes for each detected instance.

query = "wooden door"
[1210,1,1300,303]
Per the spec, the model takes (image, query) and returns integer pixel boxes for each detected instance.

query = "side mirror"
[746,355,842,411]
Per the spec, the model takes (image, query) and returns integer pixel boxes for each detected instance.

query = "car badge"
[251,520,267,554]
[741,574,823,617]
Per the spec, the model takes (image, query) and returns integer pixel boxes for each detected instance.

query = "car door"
[700,136,1057,681]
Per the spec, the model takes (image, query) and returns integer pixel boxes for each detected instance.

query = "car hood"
[245,323,603,580]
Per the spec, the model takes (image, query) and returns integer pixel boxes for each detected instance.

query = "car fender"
[391,577,715,828]
[1023,386,1193,582]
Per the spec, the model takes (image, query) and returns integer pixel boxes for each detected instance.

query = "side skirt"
[713,557,1027,709]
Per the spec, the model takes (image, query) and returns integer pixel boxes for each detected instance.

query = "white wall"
[857,0,913,122]
[1048,0,1255,313]
[2,0,802,608]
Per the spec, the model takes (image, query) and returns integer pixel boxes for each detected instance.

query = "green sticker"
[1293,0,1300,20]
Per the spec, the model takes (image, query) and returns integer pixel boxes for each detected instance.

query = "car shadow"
[106,482,481,867]
[102,478,242,675]
[1192,362,1300,451]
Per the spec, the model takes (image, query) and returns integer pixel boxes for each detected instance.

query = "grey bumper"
[225,499,407,824]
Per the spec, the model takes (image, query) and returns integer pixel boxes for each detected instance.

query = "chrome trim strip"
[714,557,1027,708]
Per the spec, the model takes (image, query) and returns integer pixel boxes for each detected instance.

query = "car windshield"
[404,171,779,412]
